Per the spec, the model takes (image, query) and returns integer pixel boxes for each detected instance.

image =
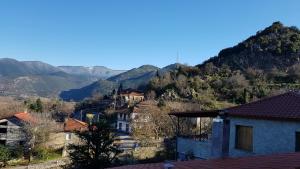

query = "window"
[0,121,8,134]
[0,128,7,133]
[235,125,253,152]
[119,123,122,130]
[126,124,129,133]
[296,132,300,152]
[19,141,25,146]
[0,121,8,126]
[0,140,6,145]
[123,114,127,121]
[66,133,71,141]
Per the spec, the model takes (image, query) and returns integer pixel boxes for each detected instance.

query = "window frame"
[235,125,253,152]
[119,123,122,130]
[126,124,130,133]
[295,132,300,152]
[66,133,72,141]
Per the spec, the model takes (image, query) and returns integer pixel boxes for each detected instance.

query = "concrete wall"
[228,117,300,157]
[43,132,65,149]
[177,137,212,159]
[211,118,225,158]
[63,132,83,157]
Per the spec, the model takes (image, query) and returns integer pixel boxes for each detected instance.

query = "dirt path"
[6,159,69,169]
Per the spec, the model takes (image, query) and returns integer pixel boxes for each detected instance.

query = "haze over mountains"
[58,66,125,79]
[0,58,126,97]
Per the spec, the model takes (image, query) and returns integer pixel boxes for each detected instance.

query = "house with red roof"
[170,91,300,160]
[119,89,144,106]
[63,118,88,145]
[0,112,35,146]
[62,118,88,157]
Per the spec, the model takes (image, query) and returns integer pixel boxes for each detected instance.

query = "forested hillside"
[147,22,300,110]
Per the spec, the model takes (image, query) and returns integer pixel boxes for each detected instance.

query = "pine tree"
[67,119,121,169]
[35,98,43,113]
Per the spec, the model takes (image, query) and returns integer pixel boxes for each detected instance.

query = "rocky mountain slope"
[200,22,300,71]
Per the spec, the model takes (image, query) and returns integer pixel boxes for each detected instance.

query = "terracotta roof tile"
[14,112,36,123]
[226,92,300,121]
[120,89,144,96]
[110,153,300,169]
[64,118,88,132]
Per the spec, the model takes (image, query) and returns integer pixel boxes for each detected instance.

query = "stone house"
[63,118,88,157]
[171,92,300,160]
[0,112,35,147]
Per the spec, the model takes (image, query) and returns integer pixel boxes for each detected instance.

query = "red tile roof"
[13,112,36,123]
[120,89,144,97]
[64,118,88,132]
[110,153,300,169]
[226,92,300,121]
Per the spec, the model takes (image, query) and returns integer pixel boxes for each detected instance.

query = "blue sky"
[0,0,299,70]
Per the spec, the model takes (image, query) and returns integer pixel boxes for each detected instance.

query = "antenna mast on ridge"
[176,51,179,64]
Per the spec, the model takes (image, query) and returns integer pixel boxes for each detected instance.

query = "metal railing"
[178,133,211,142]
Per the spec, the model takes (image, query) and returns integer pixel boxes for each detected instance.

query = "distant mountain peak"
[201,22,300,71]
[58,66,126,79]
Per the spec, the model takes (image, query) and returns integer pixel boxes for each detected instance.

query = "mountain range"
[0,58,181,100]
[58,66,125,79]
[1,22,299,101]
[0,58,125,98]
[59,64,184,101]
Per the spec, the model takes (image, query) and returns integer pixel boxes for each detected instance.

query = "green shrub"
[0,145,11,167]
[157,99,166,107]
[10,146,24,159]
[32,148,62,161]
[32,148,50,160]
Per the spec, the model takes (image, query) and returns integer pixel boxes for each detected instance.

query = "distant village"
[1,20,300,169]
[1,86,300,168]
